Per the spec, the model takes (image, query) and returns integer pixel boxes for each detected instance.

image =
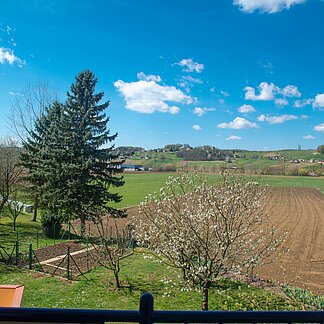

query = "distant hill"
[117,145,324,176]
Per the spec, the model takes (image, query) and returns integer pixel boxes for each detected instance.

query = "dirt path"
[255,187,324,294]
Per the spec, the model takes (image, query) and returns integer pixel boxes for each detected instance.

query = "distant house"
[265,153,283,160]
[121,164,144,171]
[289,159,305,163]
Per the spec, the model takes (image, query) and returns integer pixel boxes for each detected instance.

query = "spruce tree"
[21,71,123,236]
[61,70,124,236]
[20,101,65,220]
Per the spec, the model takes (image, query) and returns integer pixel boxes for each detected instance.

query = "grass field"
[0,212,71,251]
[0,252,302,310]
[111,173,324,208]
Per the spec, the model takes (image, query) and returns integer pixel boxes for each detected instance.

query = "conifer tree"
[61,70,124,236]
[20,101,65,219]
[21,71,123,236]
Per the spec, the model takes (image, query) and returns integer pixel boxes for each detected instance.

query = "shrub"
[284,286,324,309]
[41,212,63,238]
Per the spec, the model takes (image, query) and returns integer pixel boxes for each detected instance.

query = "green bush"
[284,286,324,309]
[41,212,63,238]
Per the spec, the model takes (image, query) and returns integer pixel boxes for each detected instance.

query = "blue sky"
[0,0,323,150]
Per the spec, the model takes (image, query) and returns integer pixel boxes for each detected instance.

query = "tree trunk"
[201,283,210,311]
[0,197,8,215]
[13,218,16,231]
[80,214,86,237]
[114,271,121,289]
[32,195,38,222]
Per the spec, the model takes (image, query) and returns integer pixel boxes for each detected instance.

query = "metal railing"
[0,293,323,324]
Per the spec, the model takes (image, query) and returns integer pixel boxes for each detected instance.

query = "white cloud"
[238,104,256,113]
[0,47,25,66]
[178,75,203,92]
[114,79,192,114]
[1,25,14,34]
[220,90,230,97]
[313,93,324,108]
[257,114,307,124]
[193,107,215,117]
[9,38,17,47]
[294,98,313,108]
[244,82,279,101]
[233,0,306,14]
[137,72,162,82]
[219,98,225,105]
[226,135,242,140]
[193,124,202,131]
[210,87,216,93]
[275,98,289,106]
[259,61,275,74]
[281,85,301,98]
[313,123,324,133]
[181,75,203,84]
[244,82,301,103]
[257,114,266,122]
[218,117,259,129]
[303,135,315,140]
[176,58,204,73]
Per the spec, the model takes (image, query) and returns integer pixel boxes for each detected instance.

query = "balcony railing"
[0,293,323,324]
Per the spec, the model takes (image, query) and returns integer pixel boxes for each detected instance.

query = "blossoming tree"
[136,173,283,310]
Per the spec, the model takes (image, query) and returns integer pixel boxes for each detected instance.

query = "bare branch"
[7,80,58,142]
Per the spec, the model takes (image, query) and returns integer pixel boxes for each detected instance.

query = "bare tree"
[6,189,24,231]
[90,214,134,289]
[136,173,284,310]
[8,81,57,142]
[0,138,23,217]
[8,81,57,221]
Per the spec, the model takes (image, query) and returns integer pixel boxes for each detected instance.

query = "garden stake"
[67,246,70,280]
[28,244,32,270]
[15,240,19,266]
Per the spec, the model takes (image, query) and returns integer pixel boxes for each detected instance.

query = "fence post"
[67,246,71,280]
[29,244,33,270]
[86,241,89,271]
[15,240,19,266]
[139,293,154,324]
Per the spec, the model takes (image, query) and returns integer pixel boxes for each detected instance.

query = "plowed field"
[255,187,324,294]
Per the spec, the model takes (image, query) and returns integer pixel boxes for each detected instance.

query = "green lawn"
[112,173,172,208]
[112,173,324,208]
[259,175,324,188]
[0,212,72,252]
[0,251,302,310]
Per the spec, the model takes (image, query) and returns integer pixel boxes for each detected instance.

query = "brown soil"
[255,187,324,294]
[34,242,85,262]
[33,242,111,279]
